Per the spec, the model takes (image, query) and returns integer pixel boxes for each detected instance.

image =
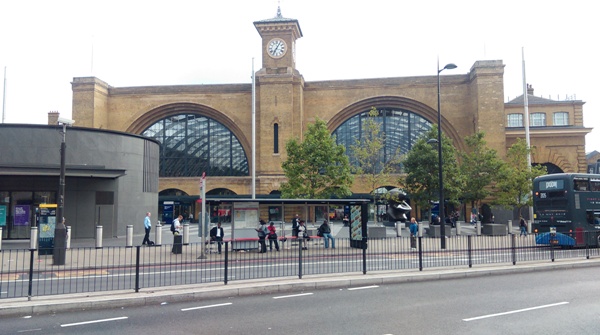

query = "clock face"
[267,38,287,58]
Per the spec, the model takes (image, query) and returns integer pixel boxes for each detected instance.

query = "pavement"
[3,221,596,318]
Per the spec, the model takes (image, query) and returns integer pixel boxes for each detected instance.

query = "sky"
[1,0,598,151]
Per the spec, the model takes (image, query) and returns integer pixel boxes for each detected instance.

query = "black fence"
[1,232,599,300]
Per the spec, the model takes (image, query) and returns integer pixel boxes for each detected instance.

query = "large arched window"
[332,108,432,172]
[142,114,249,177]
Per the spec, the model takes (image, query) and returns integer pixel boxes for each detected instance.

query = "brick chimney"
[527,84,534,96]
[48,111,59,125]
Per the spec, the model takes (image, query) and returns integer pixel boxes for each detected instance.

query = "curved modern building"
[0,124,159,240]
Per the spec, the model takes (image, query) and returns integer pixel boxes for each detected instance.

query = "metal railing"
[1,232,599,300]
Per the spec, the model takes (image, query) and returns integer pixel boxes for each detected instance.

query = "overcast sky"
[1,0,598,152]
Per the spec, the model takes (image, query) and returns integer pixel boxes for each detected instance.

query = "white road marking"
[463,302,569,321]
[61,316,128,327]
[17,329,42,333]
[348,285,379,291]
[273,293,314,299]
[181,302,232,311]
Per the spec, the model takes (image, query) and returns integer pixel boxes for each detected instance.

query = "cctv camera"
[57,117,75,126]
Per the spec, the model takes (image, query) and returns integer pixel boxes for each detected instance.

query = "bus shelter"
[204,198,371,249]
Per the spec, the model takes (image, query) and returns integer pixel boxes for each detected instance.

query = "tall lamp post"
[436,61,457,249]
[54,117,74,265]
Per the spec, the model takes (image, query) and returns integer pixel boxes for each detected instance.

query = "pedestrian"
[142,212,152,245]
[291,214,300,237]
[267,221,280,251]
[256,219,268,253]
[409,217,418,250]
[173,215,183,235]
[172,215,184,254]
[189,212,194,223]
[298,220,308,250]
[210,222,224,254]
[342,214,349,227]
[519,216,527,236]
[319,219,335,249]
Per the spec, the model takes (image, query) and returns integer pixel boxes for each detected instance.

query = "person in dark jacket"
[210,222,225,254]
[256,219,268,253]
[319,220,335,249]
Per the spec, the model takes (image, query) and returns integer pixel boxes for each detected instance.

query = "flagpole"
[198,172,207,259]
[522,47,534,233]
[251,58,256,199]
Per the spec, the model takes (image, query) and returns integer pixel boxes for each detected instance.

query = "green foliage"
[459,132,505,209]
[350,107,402,199]
[494,138,547,215]
[280,118,354,199]
[400,125,463,212]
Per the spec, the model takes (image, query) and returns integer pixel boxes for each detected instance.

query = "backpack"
[170,220,176,233]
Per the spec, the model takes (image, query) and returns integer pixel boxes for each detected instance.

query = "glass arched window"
[332,108,432,172]
[142,114,249,177]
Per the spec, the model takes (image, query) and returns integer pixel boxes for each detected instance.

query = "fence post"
[418,236,423,271]
[550,240,555,262]
[0,226,3,250]
[585,231,590,259]
[28,249,35,300]
[134,245,140,292]
[298,238,303,279]
[224,241,229,285]
[511,233,516,265]
[467,235,472,268]
[362,237,368,275]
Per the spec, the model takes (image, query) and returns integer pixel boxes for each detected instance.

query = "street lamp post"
[54,117,74,265]
[437,61,457,249]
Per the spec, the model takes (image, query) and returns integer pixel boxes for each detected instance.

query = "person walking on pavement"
[409,217,418,250]
[256,219,268,253]
[519,216,528,236]
[142,212,152,245]
[342,214,349,227]
[210,222,225,254]
[319,219,335,249]
[267,221,280,251]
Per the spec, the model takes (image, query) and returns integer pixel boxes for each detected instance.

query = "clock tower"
[253,7,304,191]
[254,6,302,75]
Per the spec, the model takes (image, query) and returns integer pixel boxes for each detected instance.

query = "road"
[2,266,599,335]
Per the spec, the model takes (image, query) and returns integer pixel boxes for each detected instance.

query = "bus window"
[574,180,588,191]
[591,180,600,192]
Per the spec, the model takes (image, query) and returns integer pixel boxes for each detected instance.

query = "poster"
[350,205,362,241]
[14,205,30,226]
[233,202,259,229]
[0,205,6,226]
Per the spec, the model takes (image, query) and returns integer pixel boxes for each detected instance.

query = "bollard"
[96,225,103,249]
[126,225,133,248]
[418,222,424,237]
[507,220,513,234]
[183,223,190,245]
[30,226,39,250]
[155,221,162,246]
[395,221,402,237]
[0,226,3,250]
[66,226,71,249]
[456,221,461,236]
[476,221,482,236]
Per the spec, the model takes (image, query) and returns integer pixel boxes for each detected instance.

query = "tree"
[459,132,504,212]
[494,138,547,216]
[350,107,402,204]
[280,118,354,199]
[400,125,463,219]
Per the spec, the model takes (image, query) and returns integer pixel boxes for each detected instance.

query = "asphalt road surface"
[2,266,599,335]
